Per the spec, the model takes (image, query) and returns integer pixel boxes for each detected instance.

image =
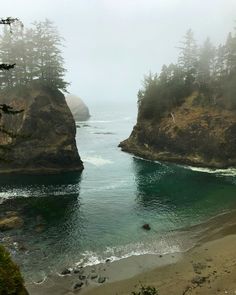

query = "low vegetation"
[0,245,28,295]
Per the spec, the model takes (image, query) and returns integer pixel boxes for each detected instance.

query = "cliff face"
[66,94,90,121]
[120,93,236,168]
[0,83,83,174]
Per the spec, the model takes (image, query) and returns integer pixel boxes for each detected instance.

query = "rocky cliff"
[66,94,90,121]
[0,83,83,174]
[119,93,236,168]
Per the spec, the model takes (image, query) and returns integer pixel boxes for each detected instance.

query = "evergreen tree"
[225,32,236,75]
[214,44,227,79]
[0,18,68,92]
[197,38,215,84]
[178,29,198,84]
[31,19,68,91]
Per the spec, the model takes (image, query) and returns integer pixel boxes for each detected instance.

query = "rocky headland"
[120,92,236,169]
[66,94,90,121]
[0,82,84,174]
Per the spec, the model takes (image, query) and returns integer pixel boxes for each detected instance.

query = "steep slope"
[0,83,83,174]
[119,93,236,168]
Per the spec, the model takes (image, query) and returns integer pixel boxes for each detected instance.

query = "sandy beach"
[26,210,236,295]
[81,234,236,295]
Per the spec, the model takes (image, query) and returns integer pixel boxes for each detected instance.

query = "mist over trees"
[138,26,236,120]
[0,19,68,92]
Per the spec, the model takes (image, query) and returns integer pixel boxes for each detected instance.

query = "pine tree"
[225,32,236,75]
[31,19,68,91]
[178,29,198,80]
[0,18,68,92]
[197,38,215,84]
[214,44,227,79]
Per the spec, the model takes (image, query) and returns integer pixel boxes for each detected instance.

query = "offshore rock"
[0,83,83,174]
[66,94,90,121]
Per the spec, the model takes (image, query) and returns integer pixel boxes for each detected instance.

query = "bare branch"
[0,63,16,71]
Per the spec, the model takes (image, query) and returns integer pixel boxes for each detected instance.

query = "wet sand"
[27,210,236,295]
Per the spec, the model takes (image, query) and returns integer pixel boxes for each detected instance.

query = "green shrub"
[0,245,28,295]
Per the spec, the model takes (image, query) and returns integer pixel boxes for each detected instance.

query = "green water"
[0,105,236,282]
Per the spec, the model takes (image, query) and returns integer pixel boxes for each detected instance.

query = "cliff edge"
[0,83,83,174]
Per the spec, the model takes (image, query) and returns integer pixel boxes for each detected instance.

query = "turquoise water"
[0,104,236,282]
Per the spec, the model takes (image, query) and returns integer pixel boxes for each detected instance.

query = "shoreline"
[81,234,236,295]
[119,139,236,169]
[26,209,236,295]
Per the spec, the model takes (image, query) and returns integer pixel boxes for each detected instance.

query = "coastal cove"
[1,105,236,293]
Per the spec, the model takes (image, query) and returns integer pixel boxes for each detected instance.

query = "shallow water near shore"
[1,103,236,283]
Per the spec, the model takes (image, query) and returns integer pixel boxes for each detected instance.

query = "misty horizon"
[1,0,236,108]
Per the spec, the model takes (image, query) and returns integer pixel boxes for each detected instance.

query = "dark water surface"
[0,104,236,282]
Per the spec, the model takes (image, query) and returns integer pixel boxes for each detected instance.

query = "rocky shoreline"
[119,138,236,169]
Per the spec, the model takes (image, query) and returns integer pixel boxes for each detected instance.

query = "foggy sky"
[1,0,236,109]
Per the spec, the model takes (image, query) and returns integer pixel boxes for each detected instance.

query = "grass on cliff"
[0,245,28,295]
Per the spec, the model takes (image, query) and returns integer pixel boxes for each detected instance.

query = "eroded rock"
[0,82,83,174]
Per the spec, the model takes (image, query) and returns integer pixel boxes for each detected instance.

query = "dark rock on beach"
[73,281,84,290]
[61,268,71,275]
[74,267,83,274]
[90,274,98,280]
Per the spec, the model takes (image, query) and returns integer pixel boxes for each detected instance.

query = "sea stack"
[0,82,84,174]
[66,94,90,121]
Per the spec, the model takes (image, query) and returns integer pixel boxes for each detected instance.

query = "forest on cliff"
[138,27,236,121]
[0,19,68,92]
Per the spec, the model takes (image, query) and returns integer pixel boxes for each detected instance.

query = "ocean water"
[0,103,236,282]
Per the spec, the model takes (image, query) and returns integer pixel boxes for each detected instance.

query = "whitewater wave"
[0,184,80,203]
[83,116,133,124]
[75,238,184,268]
[85,120,113,123]
[183,165,236,177]
[83,156,113,166]
[81,179,129,193]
